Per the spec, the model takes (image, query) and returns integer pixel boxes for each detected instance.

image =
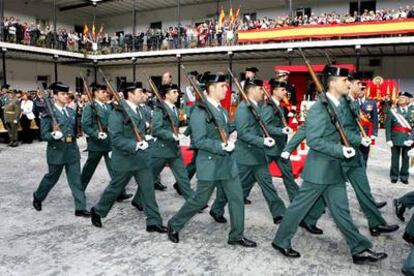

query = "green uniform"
[80,102,113,190]
[385,106,414,182]
[284,97,387,228]
[403,248,414,276]
[34,105,87,211]
[273,96,372,255]
[93,102,163,227]
[211,100,286,219]
[169,101,245,242]
[148,104,194,199]
[398,191,414,236]
[3,95,21,143]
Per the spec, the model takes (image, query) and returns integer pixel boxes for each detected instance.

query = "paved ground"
[0,129,412,276]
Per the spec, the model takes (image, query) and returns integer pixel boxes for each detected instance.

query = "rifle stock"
[98,68,144,142]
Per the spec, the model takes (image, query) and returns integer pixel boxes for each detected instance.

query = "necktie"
[136,107,142,119]
[172,106,178,118]
[62,108,69,120]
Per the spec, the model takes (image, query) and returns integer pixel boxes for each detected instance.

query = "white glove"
[281,151,290,160]
[387,141,394,148]
[145,122,150,128]
[97,132,108,140]
[145,135,154,141]
[221,141,235,152]
[172,133,182,142]
[342,147,356,159]
[136,140,149,151]
[361,137,372,147]
[264,137,275,147]
[108,151,112,159]
[282,127,293,135]
[287,112,294,118]
[404,140,414,147]
[13,119,18,124]
[370,135,376,140]
[51,131,63,140]
[408,148,414,157]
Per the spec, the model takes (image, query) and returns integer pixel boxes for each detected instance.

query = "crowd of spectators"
[2,5,414,53]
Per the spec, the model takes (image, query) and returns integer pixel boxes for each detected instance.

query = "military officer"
[275,69,297,109]
[80,83,132,201]
[385,91,414,184]
[353,75,378,167]
[90,82,167,234]
[3,89,21,147]
[272,66,387,265]
[32,82,90,217]
[143,84,194,203]
[210,78,286,225]
[167,73,256,247]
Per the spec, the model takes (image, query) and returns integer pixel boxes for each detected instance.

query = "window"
[150,76,162,88]
[350,1,376,14]
[37,75,49,90]
[75,77,83,93]
[296,8,311,18]
[116,77,127,91]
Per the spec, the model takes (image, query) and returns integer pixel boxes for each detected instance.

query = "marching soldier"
[3,89,21,147]
[394,191,414,245]
[210,78,286,225]
[80,83,132,201]
[272,66,387,264]
[167,73,256,247]
[90,82,167,234]
[141,84,195,204]
[385,91,413,184]
[353,75,378,166]
[32,82,90,217]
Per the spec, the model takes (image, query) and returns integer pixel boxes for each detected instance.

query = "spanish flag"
[229,6,234,23]
[83,23,89,35]
[92,22,96,38]
[234,5,241,22]
[219,6,225,27]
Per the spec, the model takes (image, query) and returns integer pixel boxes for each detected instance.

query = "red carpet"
[181,146,305,179]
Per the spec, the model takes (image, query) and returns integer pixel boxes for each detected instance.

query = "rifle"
[227,68,271,138]
[298,48,351,147]
[145,74,179,136]
[37,82,61,132]
[98,68,144,142]
[180,64,228,144]
[80,73,105,133]
[262,85,288,128]
[322,51,369,138]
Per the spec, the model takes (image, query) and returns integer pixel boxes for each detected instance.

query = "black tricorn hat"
[399,91,413,98]
[120,82,139,93]
[245,67,259,73]
[322,65,351,78]
[49,82,70,93]
[205,73,227,84]
[268,78,287,89]
[159,84,179,97]
[90,82,107,92]
[245,78,264,87]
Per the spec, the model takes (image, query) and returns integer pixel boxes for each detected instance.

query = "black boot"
[352,249,387,264]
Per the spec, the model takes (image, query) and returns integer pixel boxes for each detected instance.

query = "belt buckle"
[65,136,73,143]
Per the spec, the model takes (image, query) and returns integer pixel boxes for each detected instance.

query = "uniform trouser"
[81,150,129,196]
[391,146,410,182]
[398,191,414,236]
[94,168,162,227]
[244,156,299,202]
[169,177,244,241]
[5,121,18,142]
[359,145,370,167]
[403,248,414,276]
[210,164,286,219]
[304,166,386,228]
[34,161,87,211]
[134,156,194,206]
[273,181,372,255]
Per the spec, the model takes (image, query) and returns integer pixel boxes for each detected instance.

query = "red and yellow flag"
[229,6,234,23]
[92,22,96,38]
[219,6,225,27]
[83,23,89,35]
[234,6,241,22]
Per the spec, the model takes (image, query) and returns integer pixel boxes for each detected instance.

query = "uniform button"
[208,156,212,160]
[248,145,251,148]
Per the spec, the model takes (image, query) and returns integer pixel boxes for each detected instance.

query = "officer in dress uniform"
[272,66,387,264]
[90,82,167,234]
[354,74,378,167]
[80,83,132,201]
[210,78,286,225]
[275,69,297,112]
[32,82,90,217]
[167,73,256,247]
[3,89,21,147]
[385,91,414,184]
